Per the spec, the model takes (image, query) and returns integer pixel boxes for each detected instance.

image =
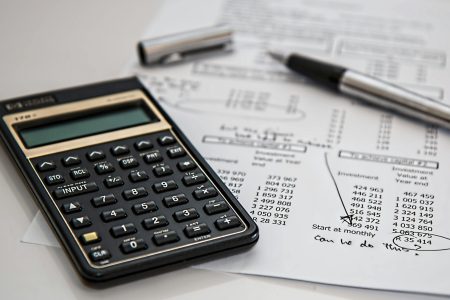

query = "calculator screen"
[18,101,157,148]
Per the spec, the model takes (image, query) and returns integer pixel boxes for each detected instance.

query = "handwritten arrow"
[324,152,354,226]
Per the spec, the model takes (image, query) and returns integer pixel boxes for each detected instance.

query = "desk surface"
[0,1,445,299]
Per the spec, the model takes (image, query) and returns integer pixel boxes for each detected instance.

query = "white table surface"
[0,1,446,299]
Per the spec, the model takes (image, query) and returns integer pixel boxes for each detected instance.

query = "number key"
[153,180,177,193]
[163,193,188,207]
[142,215,169,230]
[121,239,147,254]
[92,194,117,207]
[101,208,127,222]
[132,201,158,215]
[123,187,148,200]
[173,208,199,222]
[111,223,137,238]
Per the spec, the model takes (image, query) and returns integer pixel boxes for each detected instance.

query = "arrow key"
[135,140,153,151]
[111,145,129,156]
[177,160,196,171]
[86,150,105,161]
[36,161,56,172]
[62,156,81,167]
[157,135,175,146]
[61,202,82,214]
[70,216,92,229]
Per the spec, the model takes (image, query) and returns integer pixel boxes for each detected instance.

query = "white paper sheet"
[23,0,450,296]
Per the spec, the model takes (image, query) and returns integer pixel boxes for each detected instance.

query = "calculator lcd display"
[18,102,156,148]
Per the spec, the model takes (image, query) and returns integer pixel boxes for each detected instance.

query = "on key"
[53,182,99,199]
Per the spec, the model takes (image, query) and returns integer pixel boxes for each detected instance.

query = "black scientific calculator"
[0,77,258,281]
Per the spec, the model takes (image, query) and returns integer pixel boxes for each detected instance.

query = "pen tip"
[267,49,288,63]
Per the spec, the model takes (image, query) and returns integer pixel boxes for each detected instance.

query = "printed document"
[24,0,450,296]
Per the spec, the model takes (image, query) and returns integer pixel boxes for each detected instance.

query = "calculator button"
[129,170,149,182]
[70,168,90,180]
[104,175,124,188]
[173,208,199,222]
[53,182,99,199]
[204,201,230,215]
[193,186,218,200]
[86,150,106,161]
[142,215,169,230]
[45,174,65,185]
[71,216,92,229]
[123,187,148,200]
[177,160,196,171]
[36,161,56,172]
[144,150,163,163]
[62,156,81,167]
[101,208,127,222]
[80,231,101,244]
[215,216,241,230]
[153,231,179,246]
[95,162,115,174]
[163,193,188,208]
[184,223,211,238]
[110,223,137,238]
[119,157,139,169]
[135,140,153,151]
[61,202,82,214]
[89,249,111,262]
[157,135,175,146]
[92,194,117,207]
[132,201,158,215]
[153,180,178,193]
[153,165,173,177]
[121,239,147,254]
[111,145,130,156]
[182,173,207,186]
[167,146,186,158]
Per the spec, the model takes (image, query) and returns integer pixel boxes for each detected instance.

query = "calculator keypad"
[32,130,246,267]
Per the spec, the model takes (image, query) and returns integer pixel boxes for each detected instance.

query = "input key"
[53,182,99,199]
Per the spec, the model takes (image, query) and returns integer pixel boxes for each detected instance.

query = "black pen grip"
[286,54,346,90]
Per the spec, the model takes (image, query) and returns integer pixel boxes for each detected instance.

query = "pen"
[268,50,450,129]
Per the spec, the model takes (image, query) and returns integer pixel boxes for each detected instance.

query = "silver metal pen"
[138,24,233,65]
[268,50,450,129]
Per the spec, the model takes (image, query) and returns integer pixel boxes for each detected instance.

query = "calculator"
[0,77,258,281]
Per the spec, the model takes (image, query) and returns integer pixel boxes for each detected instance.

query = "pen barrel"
[339,70,450,126]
